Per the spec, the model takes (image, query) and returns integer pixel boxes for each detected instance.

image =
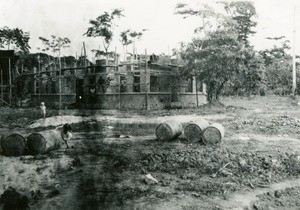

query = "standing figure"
[40,102,46,119]
[61,123,73,149]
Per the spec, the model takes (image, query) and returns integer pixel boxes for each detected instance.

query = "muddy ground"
[1,96,300,210]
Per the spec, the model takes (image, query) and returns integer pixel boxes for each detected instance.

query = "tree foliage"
[177,1,261,101]
[0,26,30,53]
[259,38,294,95]
[175,1,257,43]
[38,35,71,68]
[175,2,218,36]
[39,35,71,54]
[265,60,292,95]
[260,37,291,66]
[221,1,257,45]
[181,30,245,103]
[120,29,145,60]
[120,29,133,47]
[85,9,124,55]
[225,49,265,95]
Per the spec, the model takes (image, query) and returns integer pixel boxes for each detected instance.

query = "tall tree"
[231,48,265,95]
[260,38,294,95]
[39,35,71,69]
[84,9,123,62]
[175,2,218,37]
[221,1,257,45]
[175,1,257,44]
[181,29,245,103]
[120,29,145,60]
[0,26,30,53]
[120,29,132,61]
[176,1,260,98]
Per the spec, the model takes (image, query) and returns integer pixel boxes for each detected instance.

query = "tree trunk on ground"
[1,133,26,156]
[184,119,209,143]
[26,130,62,155]
[202,123,225,145]
[155,121,182,141]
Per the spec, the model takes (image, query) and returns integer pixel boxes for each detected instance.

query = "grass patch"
[0,108,60,129]
[109,122,157,136]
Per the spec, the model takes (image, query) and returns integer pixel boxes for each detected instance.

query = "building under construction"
[9,51,207,109]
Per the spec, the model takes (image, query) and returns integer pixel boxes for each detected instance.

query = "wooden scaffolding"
[0,50,15,107]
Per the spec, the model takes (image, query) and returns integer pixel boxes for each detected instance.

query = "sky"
[0,0,299,61]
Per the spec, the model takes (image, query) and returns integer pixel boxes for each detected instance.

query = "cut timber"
[202,123,225,145]
[1,133,26,156]
[184,119,209,143]
[155,121,182,141]
[27,130,62,155]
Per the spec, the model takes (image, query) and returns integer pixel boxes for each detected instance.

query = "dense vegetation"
[176,1,299,102]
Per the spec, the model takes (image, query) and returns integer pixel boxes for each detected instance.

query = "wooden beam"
[1,69,3,105]
[8,58,12,106]
[195,77,199,107]
[145,49,148,110]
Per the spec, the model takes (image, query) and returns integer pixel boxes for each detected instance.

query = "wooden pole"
[195,77,199,107]
[75,52,77,68]
[38,53,41,104]
[83,42,87,67]
[115,46,117,66]
[145,49,148,110]
[177,64,181,104]
[59,47,62,109]
[1,69,3,105]
[292,6,296,95]
[8,58,12,106]
[118,73,121,109]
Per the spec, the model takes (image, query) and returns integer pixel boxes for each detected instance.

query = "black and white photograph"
[0,0,300,209]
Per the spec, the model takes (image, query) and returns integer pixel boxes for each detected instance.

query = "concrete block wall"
[31,92,206,110]
[91,92,205,110]
[180,93,207,107]
[125,73,134,92]
[31,94,76,108]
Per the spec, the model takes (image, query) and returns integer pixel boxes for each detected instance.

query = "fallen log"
[26,130,62,155]
[1,133,26,156]
[202,123,225,145]
[155,121,182,141]
[184,119,209,143]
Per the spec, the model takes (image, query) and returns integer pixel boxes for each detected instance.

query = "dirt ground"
[1,95,300,210]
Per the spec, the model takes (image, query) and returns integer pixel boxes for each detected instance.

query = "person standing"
[40,102,46,119]
[61,123,73,149]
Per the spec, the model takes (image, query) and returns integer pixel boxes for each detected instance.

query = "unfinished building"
[27,55,207,109]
